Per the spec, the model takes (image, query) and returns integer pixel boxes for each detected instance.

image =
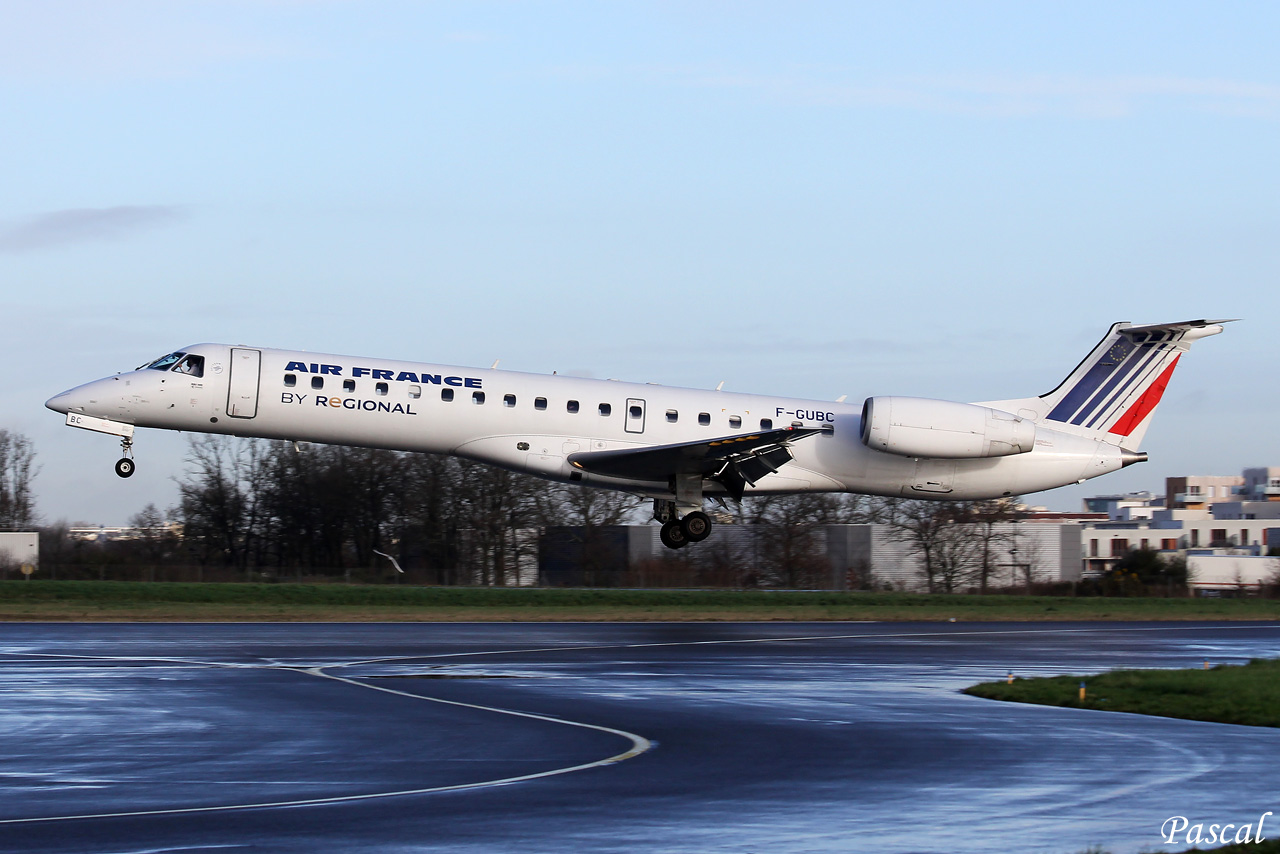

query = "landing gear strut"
[115,436,135,478]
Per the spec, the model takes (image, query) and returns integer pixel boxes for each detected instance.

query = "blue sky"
[3,1,1276,525]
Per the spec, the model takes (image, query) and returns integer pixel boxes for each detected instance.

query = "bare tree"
[954,498,1023,593]
[126,503,179,575]
[177,435,270,571]
[0,430,39,529]
[884,499,981,593]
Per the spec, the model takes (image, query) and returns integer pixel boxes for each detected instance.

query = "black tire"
[660,520,688,549]
[115,458,135,478]
[680,511,712,542]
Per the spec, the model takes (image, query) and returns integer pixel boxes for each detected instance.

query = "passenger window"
[535,397,547,410]
[760,418,772,430]
[791,421,802,428]
[630,405,643,418]
[504,394,517,408]
[567,400,579,413]
[729,416,741,429]
[284,374,297,388]
[473,391,486,404]
[311,376,325,390]
[698,413,711,426]
[442,389,454,402]
[376,382,388,396]
[408,384,420,399]
[599,403,612,416]
[666,409,678,423]
[344,379,356,393]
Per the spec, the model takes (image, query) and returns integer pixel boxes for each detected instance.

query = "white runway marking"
[0,657,651,826]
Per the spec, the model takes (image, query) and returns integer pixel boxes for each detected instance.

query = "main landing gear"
[115,436,135,478]
[654,499,712,550]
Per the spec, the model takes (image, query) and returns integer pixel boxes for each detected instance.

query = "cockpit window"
[173,354,204,377]
[143,352,185,371]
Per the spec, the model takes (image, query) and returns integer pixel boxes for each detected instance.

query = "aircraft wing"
[566,426,831,500]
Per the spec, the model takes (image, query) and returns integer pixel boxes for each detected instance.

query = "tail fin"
[983,319,1233,449]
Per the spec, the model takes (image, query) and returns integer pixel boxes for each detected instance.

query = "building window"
[567,400,579,413]
[473,391,485,404]
[376,382,388,396]
[1089,539,1098,557]
[698,412,711,426]
[441,389,454,402]
[1161,538,1178,551]
[1190,530,1200,547]
[311,376,324,390]
[666,409,678,423]
[284,374,297,388]
[535,397,547,410]
[599,403,612,416]
[504,394,517,408]
[1110,538,1129,557]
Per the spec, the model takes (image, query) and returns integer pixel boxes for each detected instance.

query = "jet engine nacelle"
[860,396,1036,459]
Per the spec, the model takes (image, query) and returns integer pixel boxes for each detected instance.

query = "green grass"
[1083,840,1280,854]
[966,658,1280,728]
[1,580,1280,621]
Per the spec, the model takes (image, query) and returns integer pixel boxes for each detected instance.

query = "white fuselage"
[46,342,1133,503]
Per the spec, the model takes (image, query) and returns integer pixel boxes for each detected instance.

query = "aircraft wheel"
[680,511,712,542]
[660,520,688,549]
[114,458,135,478]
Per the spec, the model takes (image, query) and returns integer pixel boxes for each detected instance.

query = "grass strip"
[1080,838,1280,853]
[1,581,1280,621]
[966,658,1280,728]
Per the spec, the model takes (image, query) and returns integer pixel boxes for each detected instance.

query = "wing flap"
[567,426,830,499]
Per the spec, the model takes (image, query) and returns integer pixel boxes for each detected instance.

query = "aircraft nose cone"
[46,390,74,414]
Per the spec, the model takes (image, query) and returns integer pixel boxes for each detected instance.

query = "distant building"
[0,532,39,577]
[539,521,1085,591]
[68,523,183,543]
[1165,475,1245,510]
[1080,465,1280,577]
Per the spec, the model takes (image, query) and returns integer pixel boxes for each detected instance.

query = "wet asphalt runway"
[1,621,1278,854]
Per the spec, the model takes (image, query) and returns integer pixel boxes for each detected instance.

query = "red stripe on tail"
[1108,355,1180,438]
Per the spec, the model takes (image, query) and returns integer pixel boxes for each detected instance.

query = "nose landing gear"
[115,436,135,478]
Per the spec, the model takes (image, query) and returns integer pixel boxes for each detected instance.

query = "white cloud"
[0,206,187,252]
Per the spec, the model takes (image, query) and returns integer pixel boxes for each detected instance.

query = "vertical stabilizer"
[981,319,1231,449]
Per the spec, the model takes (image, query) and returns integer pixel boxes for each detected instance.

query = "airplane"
[46,319,1229,549]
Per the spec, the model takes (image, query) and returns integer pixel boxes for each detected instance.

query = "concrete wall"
[1186,555,1280,592]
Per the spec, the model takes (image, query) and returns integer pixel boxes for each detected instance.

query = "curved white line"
[0,663,651,826]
